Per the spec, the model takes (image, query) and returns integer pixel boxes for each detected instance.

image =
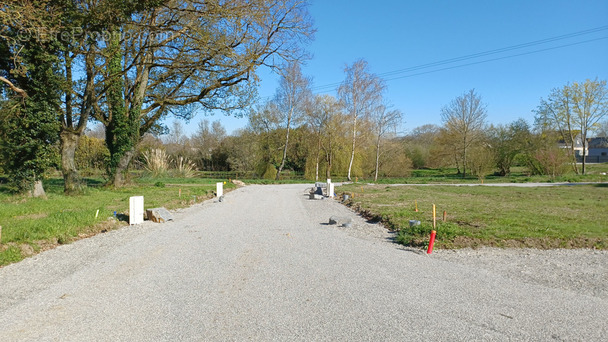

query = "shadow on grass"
[44,177,105,189]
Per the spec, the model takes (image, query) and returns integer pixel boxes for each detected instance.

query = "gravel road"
[0,184,606,341]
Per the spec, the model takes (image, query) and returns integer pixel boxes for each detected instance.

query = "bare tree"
[440,89,487,178]
[594,119,608,137]
[338,59,385,181]
[371,104,403,181]
[274,61,312,179]
[305,94,341,181]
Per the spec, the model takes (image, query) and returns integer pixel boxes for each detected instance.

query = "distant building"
[586,137,608,163]
[557,134,587,158]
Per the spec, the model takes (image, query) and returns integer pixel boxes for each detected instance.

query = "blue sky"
[177,0,608,136]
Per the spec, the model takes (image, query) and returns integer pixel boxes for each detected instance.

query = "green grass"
[2,164,607,266]
[356,164,608,184]
[338,183,608,250]
[0,176,226,267]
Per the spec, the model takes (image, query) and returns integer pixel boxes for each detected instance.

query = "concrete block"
[146,207,174,223]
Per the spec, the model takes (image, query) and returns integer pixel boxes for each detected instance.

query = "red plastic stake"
[427,230,437,254]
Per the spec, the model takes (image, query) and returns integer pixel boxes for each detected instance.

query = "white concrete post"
[216,182,223,197]
[326,178,331,185]
[129,196,144,225]
[329,182,335,198]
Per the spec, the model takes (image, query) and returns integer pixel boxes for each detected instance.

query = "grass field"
[368,164,608,184]
[338,182,608,250]
[2,163,607,266]
[0,177,231,266]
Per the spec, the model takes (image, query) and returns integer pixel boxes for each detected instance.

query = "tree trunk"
[314,132,323,182]
[374,135,381,182]
[60,131,84,194]
[462,136,467,178]
[276,125,290,180]
[347,116,357,181]
[581,137,587,175]
[325,138,333,179]
[314,152,320,182]
[113,150,135,187]
[276,109,293,180]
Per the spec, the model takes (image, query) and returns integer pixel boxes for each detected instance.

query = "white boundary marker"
[129,196,144,225]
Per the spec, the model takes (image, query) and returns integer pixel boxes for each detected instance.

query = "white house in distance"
[557,134,587,159]
[557,134,608,163]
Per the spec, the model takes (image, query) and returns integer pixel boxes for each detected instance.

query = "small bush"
[259,163,277,179]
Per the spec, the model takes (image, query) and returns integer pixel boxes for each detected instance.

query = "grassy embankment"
[339,166,608,250]
[0,176,233,266]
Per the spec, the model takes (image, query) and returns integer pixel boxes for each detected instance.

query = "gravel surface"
[0,184,606,341]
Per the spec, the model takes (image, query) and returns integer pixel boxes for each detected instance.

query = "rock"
[31,180,47,199]
[314,182,327,188]
[329,216,352,225]
[218,195,224,202]
[309,193,324,200]
[146,207,174,223]
[409,220,421,227]
[314,186,324,195]
[232,180,246,187]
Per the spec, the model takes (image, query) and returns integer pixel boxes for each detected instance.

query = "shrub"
[173,156,197,178]
[533,147,570,179]
[262,163,277,179]
[142,149,169,177]
[76,135,110,174]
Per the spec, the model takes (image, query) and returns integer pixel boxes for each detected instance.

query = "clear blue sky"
[176,0,608,136]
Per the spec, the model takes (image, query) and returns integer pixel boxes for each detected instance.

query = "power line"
[376,25,608,79]
[260,25,608,99]
[381,36,608,83]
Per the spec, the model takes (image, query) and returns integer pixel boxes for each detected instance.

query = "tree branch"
[0,76,28,98]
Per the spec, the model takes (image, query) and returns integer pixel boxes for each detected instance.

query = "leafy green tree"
[403,124,440,169]
[90,0,314,186]
[535,79,608,174]
[0,2,63,195]
[488,119,533,176]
